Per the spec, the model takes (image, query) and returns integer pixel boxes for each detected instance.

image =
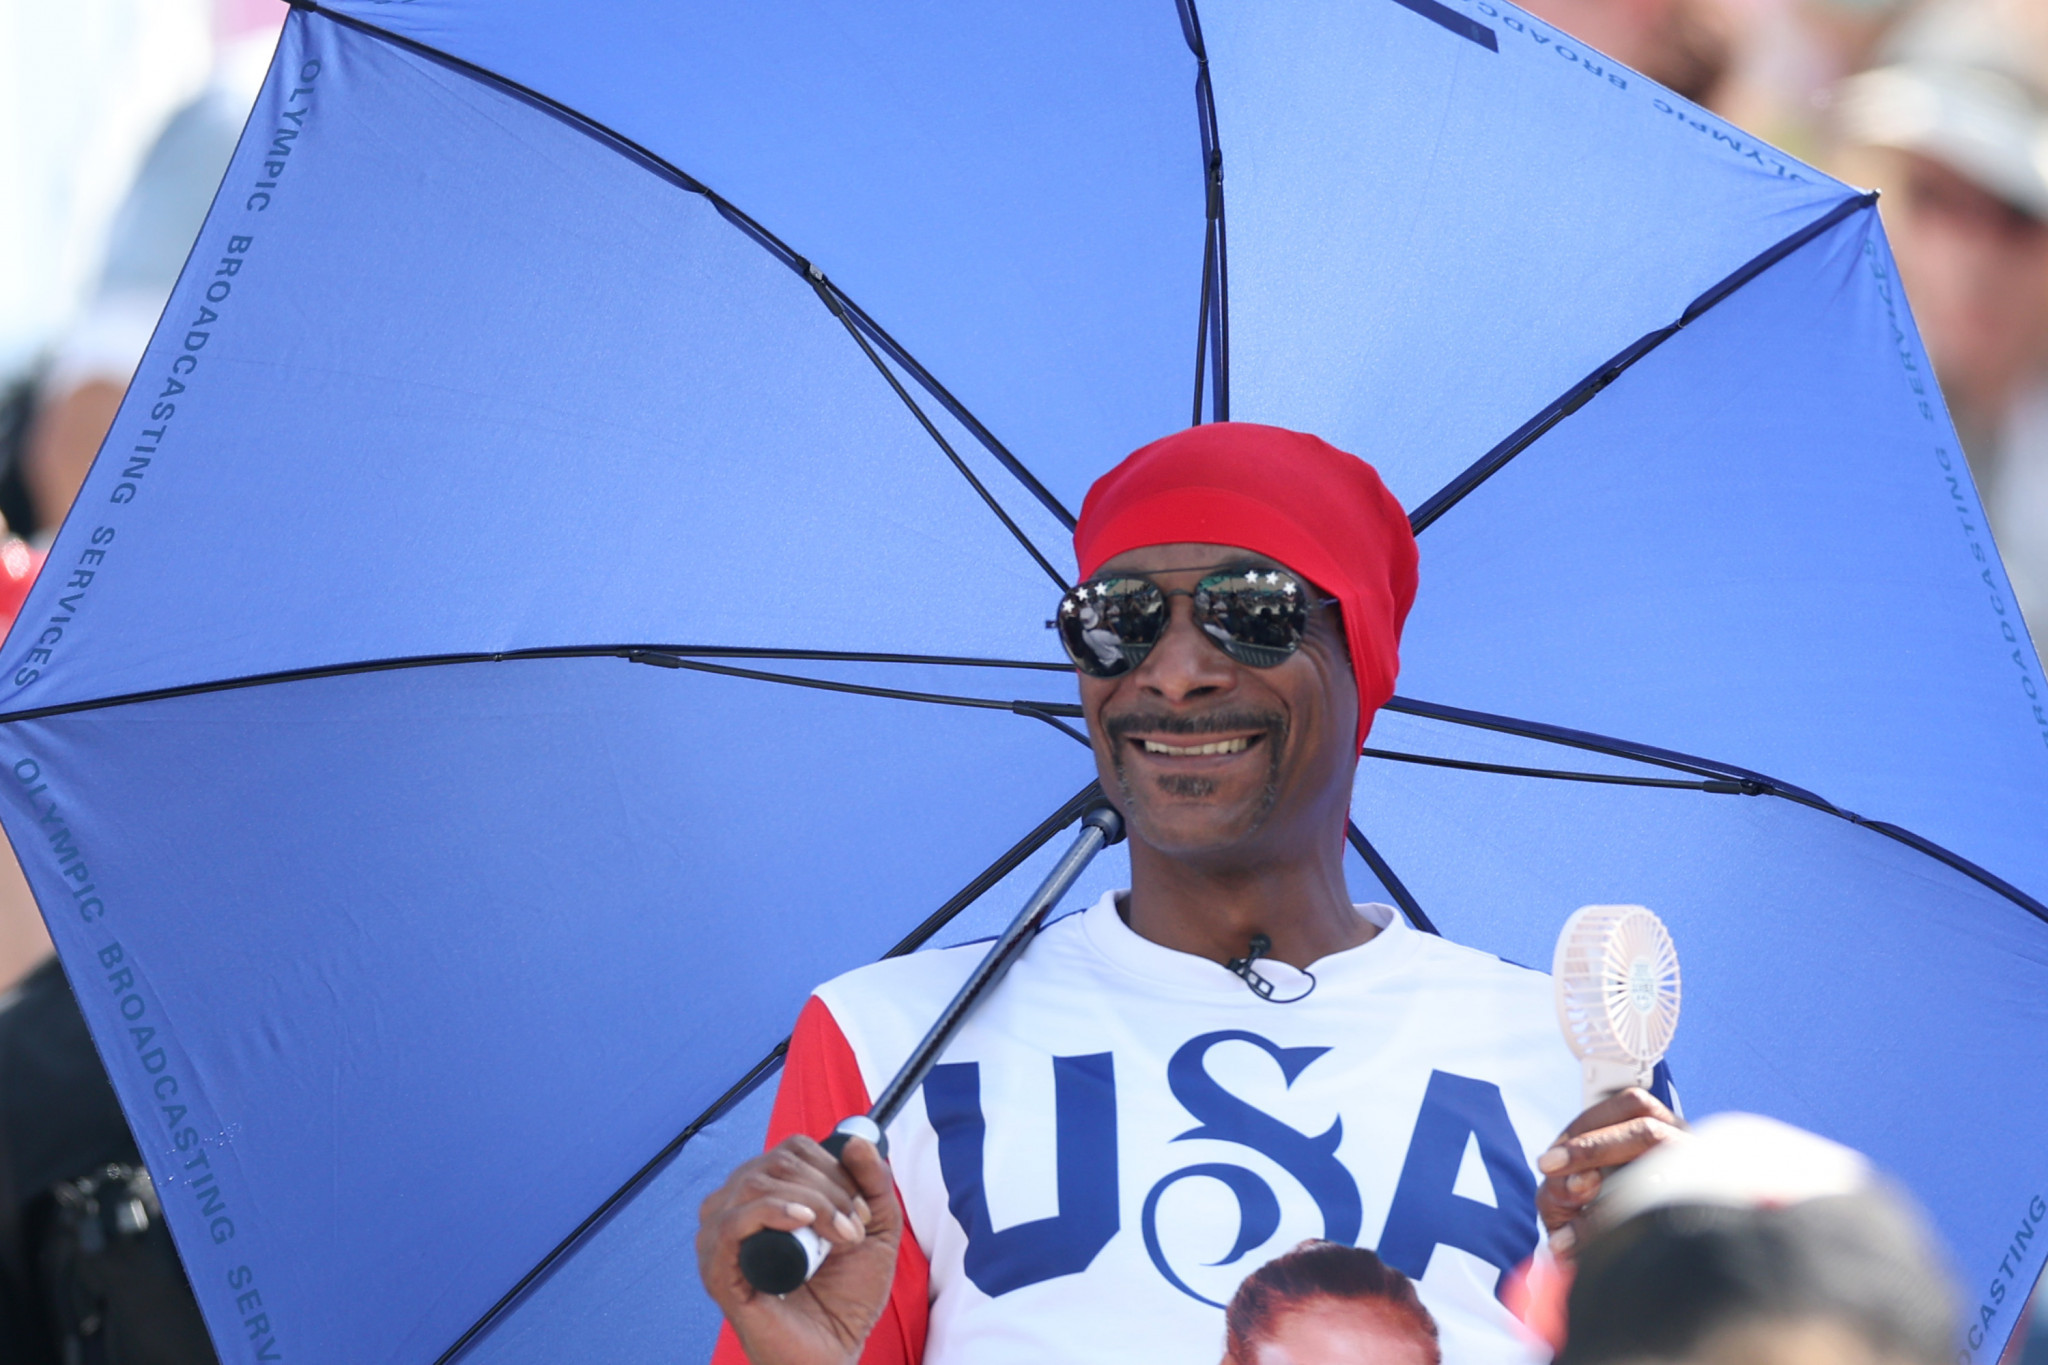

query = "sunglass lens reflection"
[1195,570,1309,667]
[1058,578,1166,677]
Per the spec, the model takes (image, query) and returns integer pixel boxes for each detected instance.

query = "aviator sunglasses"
[1052,563,1337,678]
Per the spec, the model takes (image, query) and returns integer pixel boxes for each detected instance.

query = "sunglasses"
[1052,564,1337,679]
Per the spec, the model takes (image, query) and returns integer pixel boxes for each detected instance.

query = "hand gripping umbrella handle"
[737,802,1125,1295]
[736,1115,887,1294]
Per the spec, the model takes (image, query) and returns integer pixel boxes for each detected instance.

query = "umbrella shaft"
[868,805,1122,1130]
[734,805,1121,1295]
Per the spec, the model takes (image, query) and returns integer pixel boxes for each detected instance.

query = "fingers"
[732,1179,868,1248]
[1537,1165,1608,1233]
[699,1136,875,1252]
[1555,1086,1680,1143]
[1539,1109,1685,1180]
[1542,1089,1682,1174]
[778,1136,877,1234]
[836,1137,900,1226]
[1534,1089,1688,1241]
[698,1134,906,1365]
[780,1134,868,1198]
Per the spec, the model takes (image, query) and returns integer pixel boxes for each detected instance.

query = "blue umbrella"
[4,2,2044,1363]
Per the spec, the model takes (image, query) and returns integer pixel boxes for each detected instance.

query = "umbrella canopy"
[4,3,2045,1363]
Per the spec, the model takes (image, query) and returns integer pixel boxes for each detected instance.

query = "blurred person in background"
[0,0,273,993]
[0,5,278,1360]
[0,535,214,1364]
[1831,0,2048,648]
[0,0,212,391]
[1558,1113,1957,1365]
[1414,0,2048,635]
[13,2,276,542]
[0,1,275,991]
[0,537,46,994]
[1506,0,1920,177]
[1715,0,1919,159]
[1517,0,1740,107]
[0,954,218,1364]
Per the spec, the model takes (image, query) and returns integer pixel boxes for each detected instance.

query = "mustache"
[1102,709,1287,742]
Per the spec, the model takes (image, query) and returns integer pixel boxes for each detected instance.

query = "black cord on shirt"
[1225,933,1316,1004]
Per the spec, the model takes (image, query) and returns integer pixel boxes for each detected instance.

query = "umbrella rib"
[1010,702,1094,746]
[808,288,1078,529]
[0,645,1078,727]
[1363,745,1765,791]
[1406,188,1879,535]
[429,782,1107,1365]
[624,651,1089,724]
[289,0,1080,547]
[1179,0,1230,422]
[423,1041,796,1365]
[1345,820,1439,935]
[1385,694,1794,786]
[1382,694,2048,926]
[1192,214,1216,426]
[798,268,1071,590]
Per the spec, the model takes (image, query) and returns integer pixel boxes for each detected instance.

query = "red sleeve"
[711,996,931,1365]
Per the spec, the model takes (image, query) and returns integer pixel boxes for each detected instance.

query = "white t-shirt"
[811,892,1582,1365]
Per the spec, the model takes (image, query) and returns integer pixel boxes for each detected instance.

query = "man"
[696,424,1681,1364]
[1221,1240,1440,1365]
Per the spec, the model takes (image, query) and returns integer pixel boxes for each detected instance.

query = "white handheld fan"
[1552,905,1681,1109]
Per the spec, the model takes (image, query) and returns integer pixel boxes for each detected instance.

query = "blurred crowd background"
[2,0,2047,1360]
[1525,0,2048,647]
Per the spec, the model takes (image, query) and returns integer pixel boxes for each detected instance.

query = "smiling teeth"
[1142,737,1250,756]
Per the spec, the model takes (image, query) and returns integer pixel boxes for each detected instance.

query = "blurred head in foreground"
[1560,1114,1956,1365]
[1221,1240,1440,1365]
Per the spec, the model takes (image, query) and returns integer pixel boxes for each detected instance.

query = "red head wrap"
[1072,423,1419,750]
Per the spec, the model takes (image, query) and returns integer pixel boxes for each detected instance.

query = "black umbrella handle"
[737,803,1124,1295]
[736,1116,886,1294]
